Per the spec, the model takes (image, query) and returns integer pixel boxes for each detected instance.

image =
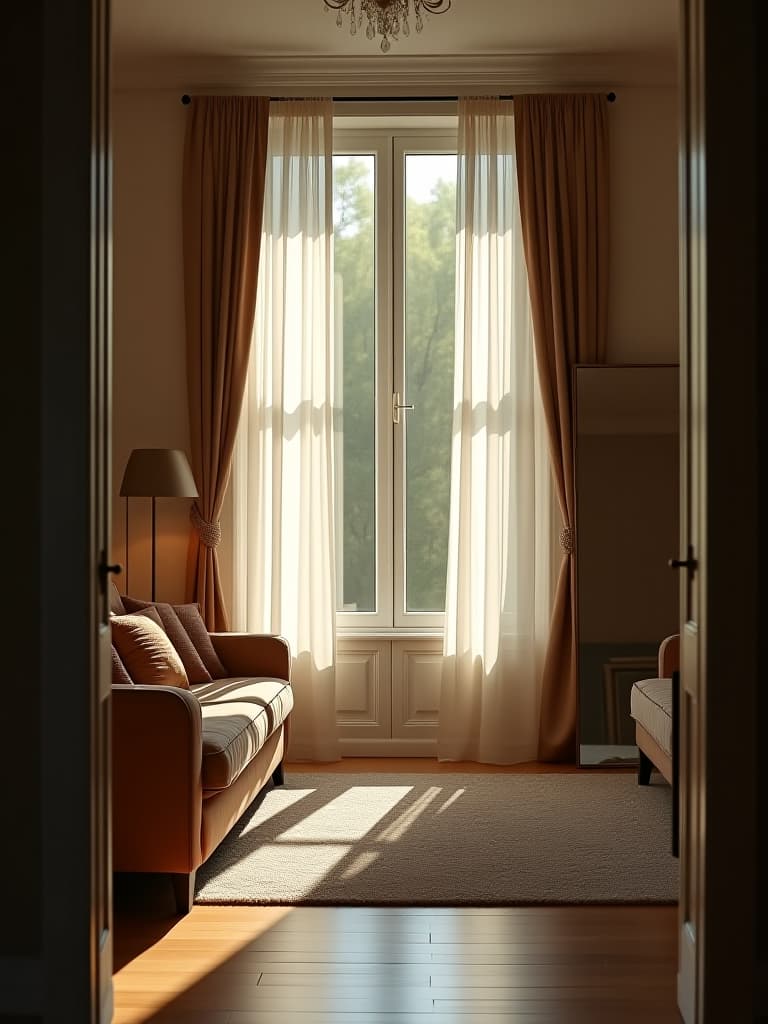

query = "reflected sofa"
[630,633,678,786]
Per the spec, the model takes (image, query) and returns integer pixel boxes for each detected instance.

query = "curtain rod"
[180,92,617,105]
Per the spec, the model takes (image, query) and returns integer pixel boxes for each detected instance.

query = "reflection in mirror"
[575,365,679,767]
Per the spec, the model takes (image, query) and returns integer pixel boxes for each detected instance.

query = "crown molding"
[112,51,677,93]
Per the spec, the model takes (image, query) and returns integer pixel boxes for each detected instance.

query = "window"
[333,125,457,631]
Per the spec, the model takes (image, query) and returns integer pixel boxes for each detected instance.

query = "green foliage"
[334,157,456,614]
[404,177,456,611]
[334,159,376,611]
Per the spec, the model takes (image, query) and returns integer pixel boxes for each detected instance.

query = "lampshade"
[119,449,198,498]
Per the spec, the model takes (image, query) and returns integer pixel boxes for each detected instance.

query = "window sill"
[336,628,444,640]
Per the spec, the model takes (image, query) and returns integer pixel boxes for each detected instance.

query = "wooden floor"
[113,759,680,1024]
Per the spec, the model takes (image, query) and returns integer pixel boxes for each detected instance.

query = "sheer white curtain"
[438,98,555,764]
[231,100,339,762]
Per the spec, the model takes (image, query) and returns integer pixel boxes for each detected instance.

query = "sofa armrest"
[112,684,203,874]
[210,633,291,682]
[658,634,680,678]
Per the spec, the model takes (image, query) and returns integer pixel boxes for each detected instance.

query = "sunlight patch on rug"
[277,786,415,842]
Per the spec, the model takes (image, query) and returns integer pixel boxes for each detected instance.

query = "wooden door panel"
[94,0,114,1016]
[678,1,762,1020]
[677,5,702,1016]
[335,638,441,755]
[336,639,393,741]
[391,639,442,740]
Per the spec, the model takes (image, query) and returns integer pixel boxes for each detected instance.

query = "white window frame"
[333,118,458,634]
[392,135,458,630]
[333,134,393,632]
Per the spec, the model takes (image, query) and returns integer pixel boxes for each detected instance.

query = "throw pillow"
[121,596,228,679]
[111,644,133,686]
[122,596,213,684]
[172,603,228,679]
[109,580,126,615]
[110,612,190,689]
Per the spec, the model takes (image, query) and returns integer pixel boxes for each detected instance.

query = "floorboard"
[113,760,679,1023]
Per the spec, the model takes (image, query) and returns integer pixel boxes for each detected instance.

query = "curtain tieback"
[190,504,222,549]
[559,526,574,554]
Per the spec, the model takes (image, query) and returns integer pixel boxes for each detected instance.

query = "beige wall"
[111,83,679,611]
[112,90,192,603]
[607,86,679,363]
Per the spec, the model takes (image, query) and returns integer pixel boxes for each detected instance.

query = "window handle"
[392,391,414,425]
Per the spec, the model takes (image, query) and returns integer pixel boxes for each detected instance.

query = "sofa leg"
[272,760,285,786]
[638,750,653,786]
[170,871,196,915]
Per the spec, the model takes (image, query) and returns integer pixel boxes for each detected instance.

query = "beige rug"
[195,772,678,905]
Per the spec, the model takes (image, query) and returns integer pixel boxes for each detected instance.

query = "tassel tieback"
[191,504,222,548]
[559,526,574,554]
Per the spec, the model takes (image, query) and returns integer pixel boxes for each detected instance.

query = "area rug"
[194,772,678,906]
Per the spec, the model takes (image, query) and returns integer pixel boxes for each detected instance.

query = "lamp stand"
[151,495,157,602]
[124,496,130,596]
[119,448,198,603]
[123,496,157,600]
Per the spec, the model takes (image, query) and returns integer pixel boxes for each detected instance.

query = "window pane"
[333,155,377,612]
[404,154,456,612]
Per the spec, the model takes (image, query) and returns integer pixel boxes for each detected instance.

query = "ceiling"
[112,0,677,62]
[111,0,678,92]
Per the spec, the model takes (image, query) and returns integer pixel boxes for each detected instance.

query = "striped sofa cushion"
[630,678,673,755]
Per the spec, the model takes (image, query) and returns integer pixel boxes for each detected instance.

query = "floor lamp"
[119,448,198,601]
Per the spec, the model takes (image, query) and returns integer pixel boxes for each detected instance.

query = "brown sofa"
[111,600,292,914]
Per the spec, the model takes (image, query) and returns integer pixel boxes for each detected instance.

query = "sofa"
[630,633,678,786]
[109,585,293,913]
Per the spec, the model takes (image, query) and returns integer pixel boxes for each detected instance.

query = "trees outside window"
[333,133,456,629]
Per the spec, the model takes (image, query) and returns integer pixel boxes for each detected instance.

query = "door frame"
[0,1,114,1020]
[7,1,766,1019]
[677,0,763,1019]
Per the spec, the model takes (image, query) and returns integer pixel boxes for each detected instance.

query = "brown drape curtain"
[514,94,609,761]
[182,95,270,629]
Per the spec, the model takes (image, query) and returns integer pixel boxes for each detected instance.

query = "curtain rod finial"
[181,94,191,105]
[607,92,616,103]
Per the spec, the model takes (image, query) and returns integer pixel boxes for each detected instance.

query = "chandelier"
[324,0,452,53]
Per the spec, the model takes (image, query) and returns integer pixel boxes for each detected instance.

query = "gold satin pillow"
[110,612,189,689]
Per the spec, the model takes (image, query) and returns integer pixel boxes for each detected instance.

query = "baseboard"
[338,737,437,756]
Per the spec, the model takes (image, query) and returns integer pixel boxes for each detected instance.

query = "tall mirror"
[574,364,679,767]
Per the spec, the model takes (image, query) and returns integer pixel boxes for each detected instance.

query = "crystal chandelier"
[324,0,452,53]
